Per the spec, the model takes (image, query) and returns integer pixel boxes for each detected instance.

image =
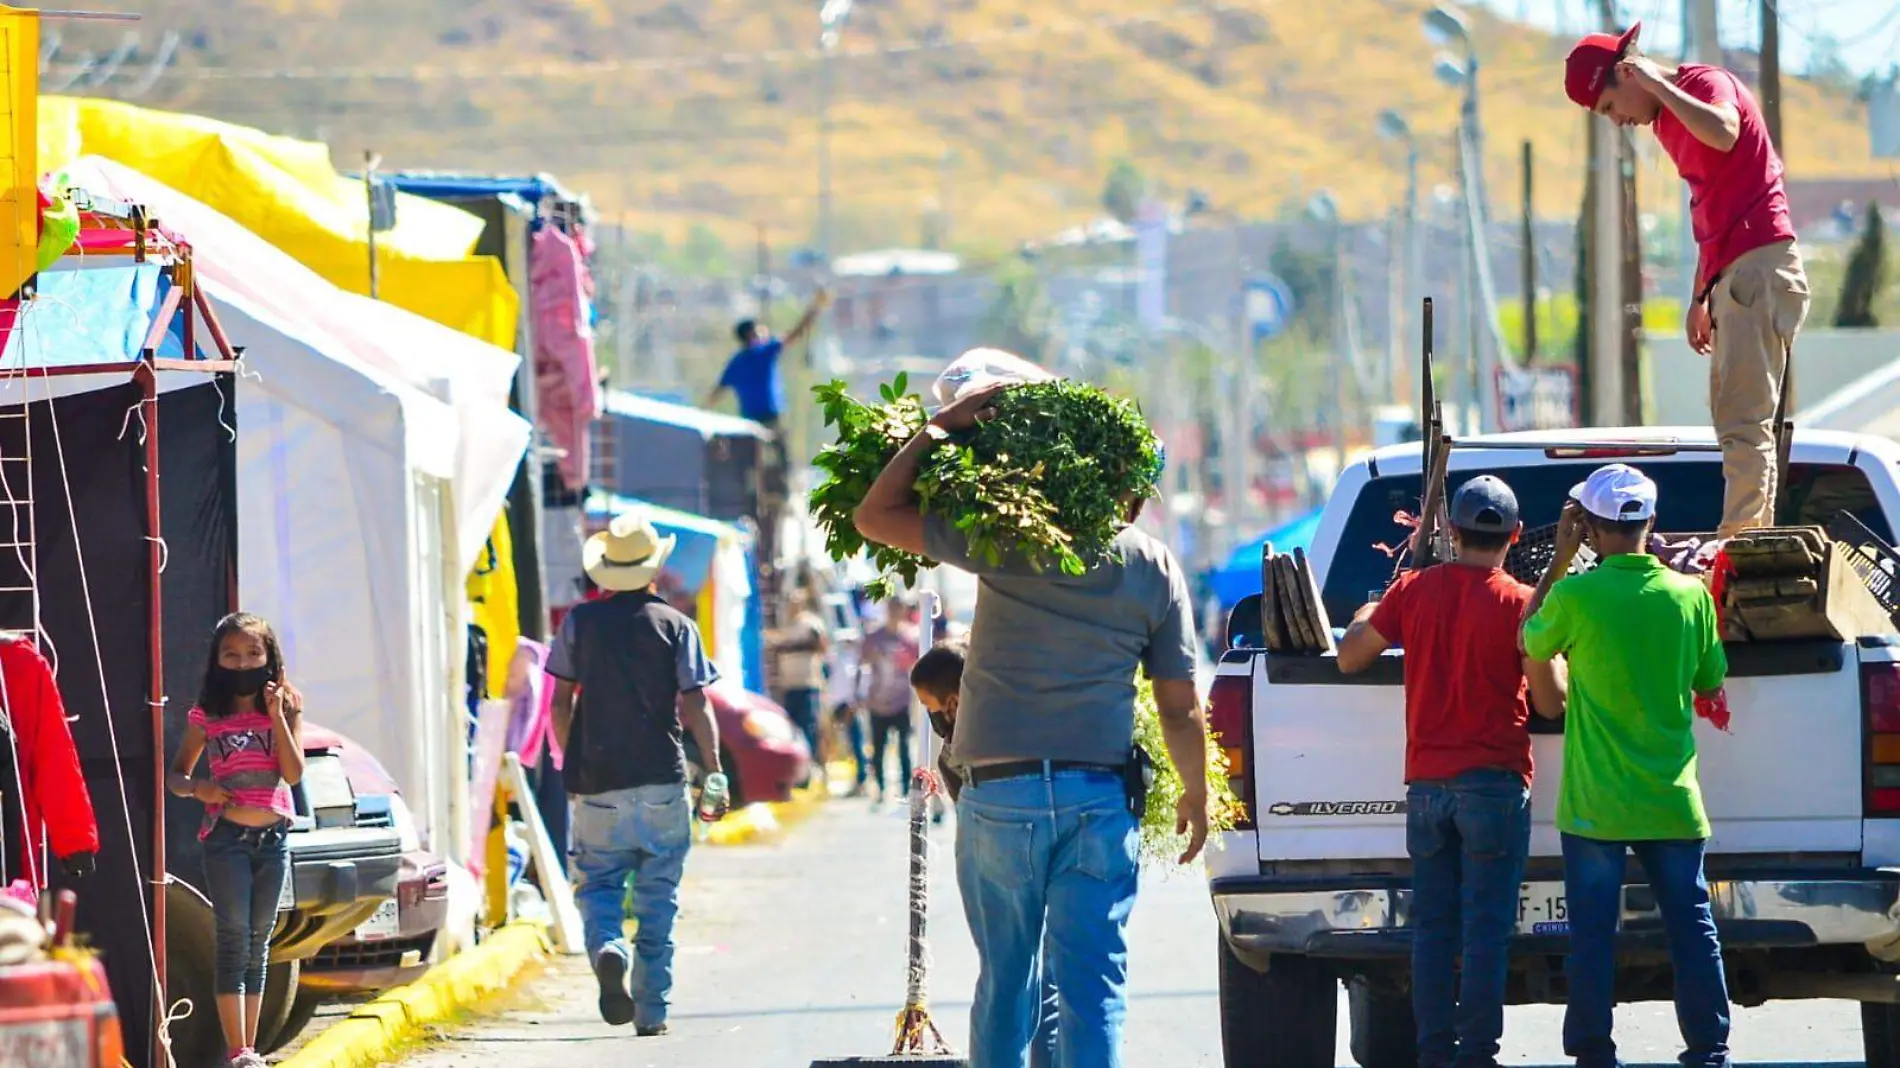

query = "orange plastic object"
[0,955,124,1067]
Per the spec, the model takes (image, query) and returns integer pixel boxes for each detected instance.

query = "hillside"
[48,0,1881,257]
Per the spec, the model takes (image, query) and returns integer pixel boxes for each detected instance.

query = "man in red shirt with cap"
[1565,22,1809,538]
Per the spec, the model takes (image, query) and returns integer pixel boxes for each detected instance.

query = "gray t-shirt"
[923,515,1200,768]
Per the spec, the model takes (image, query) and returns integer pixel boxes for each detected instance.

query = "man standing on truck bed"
[1336,476,1565,1068]
[1565,22,1809,537]
[851,383,1210,1068]
[1522,465,1731,1068]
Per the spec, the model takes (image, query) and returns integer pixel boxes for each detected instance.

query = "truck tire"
[163,882,226,1068]
[1867,1001,1900,1068]
[1347,976,1418,1068]
[254,959,302,1054]
[1217,938,1337,1068]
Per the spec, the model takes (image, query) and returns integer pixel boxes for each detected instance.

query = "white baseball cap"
[1570,463,1658,522]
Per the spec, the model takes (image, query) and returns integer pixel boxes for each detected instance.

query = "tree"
[983,257,1053,360]
[1267,239,1333,333]
[1102,159,1146,224]
[1837,202,1889,328]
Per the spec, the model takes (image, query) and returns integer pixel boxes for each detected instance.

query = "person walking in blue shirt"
[706,289,830,428]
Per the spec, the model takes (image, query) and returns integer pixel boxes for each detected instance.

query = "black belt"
[965,759,1124,786]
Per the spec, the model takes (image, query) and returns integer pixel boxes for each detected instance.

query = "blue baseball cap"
[1449,475,1521,534]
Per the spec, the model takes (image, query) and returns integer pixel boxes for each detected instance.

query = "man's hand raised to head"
[930,383,1008,433]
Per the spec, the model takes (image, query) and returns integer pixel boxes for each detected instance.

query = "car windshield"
[1320,459,1891,625]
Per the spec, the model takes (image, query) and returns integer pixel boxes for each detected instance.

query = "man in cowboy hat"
[547,509,725,1036]
[1565,22,1808,537]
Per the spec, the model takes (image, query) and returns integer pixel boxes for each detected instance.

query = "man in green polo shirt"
[1522,464,1731,1068]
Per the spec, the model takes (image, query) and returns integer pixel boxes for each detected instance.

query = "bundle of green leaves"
[810,373,1163,598]
[1133,677,1245,868]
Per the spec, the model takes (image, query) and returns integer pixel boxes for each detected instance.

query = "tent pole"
[139,359,167,1057]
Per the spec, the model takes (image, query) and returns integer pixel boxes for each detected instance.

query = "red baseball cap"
[1564,22,1642,109]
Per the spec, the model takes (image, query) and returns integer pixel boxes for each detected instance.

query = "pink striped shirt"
[189,706,295,837]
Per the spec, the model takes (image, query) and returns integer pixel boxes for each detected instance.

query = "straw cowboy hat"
[583,511,677,592]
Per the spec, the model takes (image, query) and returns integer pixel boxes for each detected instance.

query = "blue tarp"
[4,265,187,370]
[1206,509,1324,608]
[377,172,577,207]
[605,390,769,441]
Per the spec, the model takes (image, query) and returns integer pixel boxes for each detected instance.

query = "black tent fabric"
[0,378,233,1068]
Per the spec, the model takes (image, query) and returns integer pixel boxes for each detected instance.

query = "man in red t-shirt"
[1337,475,1566,1067]
[1565,22,1809,536]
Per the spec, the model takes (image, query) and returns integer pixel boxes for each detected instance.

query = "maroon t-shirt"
[1368,564,1535,784]
[1654,64,1796,295]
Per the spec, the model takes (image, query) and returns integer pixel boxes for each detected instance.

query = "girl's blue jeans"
[202,820,290,996]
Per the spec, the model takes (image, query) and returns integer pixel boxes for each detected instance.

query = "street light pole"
[1378,109,1421,409]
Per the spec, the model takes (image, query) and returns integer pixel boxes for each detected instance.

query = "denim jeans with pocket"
[571,783,693,1030]
[202,820,290,996]
[957,766,1138,1068]
[1562,833,1730,1068]
[1407,768,1531,1068]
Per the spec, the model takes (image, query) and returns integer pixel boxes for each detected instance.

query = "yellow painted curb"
[278,922,551,1068]
[702,784,826,846]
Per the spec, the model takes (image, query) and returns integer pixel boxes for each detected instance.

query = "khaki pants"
[1710,239,1810,537]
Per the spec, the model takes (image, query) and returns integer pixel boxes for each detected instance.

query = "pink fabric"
[188,706,296,837]
[505,638,550,765]
[530,226,603,491]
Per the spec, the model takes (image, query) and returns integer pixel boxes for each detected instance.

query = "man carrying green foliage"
[853,383,1209,1068]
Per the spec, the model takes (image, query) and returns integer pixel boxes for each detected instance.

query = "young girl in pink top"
[167,613,305,1068]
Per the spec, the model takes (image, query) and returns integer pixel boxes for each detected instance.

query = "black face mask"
[213,665,272,698]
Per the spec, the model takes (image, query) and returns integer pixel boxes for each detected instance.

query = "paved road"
[401,801,1867,1068]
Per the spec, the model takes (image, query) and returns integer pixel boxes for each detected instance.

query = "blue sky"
[1476,0,1900,75]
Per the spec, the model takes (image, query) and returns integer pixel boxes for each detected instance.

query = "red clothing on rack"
[0,636,100,886]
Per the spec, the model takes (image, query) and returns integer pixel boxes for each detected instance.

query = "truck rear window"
[1320,461,1892,624]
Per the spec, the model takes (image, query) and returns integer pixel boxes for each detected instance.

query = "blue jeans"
[571,783,693,1029]
[957,767,1138,1068]
[783,688,822,762]
[1562,834,1730,1068]
[202,820,290,996]
[1406,769,1531,1068]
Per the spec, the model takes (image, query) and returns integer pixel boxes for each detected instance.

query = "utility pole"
[1618,127,1644,423]
[1760,0,1782,154]
[1387,208,1405,405]
[1587,0,1627,425]
[363,150,380,300]
[1682,0,1718,299]
[1521,140,1537,362]
[1455,127,1481,433]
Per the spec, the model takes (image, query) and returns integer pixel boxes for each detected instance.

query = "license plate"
[1517,882,1569,935]
[354,899,401,941]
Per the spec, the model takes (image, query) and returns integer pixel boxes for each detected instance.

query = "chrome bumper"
[1213,875,1900,957]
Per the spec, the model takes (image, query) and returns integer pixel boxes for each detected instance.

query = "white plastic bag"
[932,347,1059,406]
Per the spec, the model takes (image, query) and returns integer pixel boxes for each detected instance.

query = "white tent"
[63,160,531,862]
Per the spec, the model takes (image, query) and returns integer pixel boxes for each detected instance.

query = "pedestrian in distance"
[768,586,831,776]
[859,597,922,805]
[853,383,1210,1068]
[1523,465,1732,1068]
[911,639,1060,1068]
[167,612,307,1068]
[1336,476,1567,1068]
[1565,22,1809,537]
[548,510,729,1037]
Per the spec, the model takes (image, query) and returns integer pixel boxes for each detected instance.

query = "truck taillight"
[1865,662,1900,815]
[1207,674,1254,830]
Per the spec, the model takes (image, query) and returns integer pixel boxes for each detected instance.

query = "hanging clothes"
[0,635,98,889]
[465,513,520,700]
[529,224,603,493]
[505,637,553,766]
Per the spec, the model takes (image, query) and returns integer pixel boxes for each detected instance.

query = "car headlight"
[741,710,797,745]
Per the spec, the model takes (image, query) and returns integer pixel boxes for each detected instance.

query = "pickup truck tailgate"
[1252,643,1864,861]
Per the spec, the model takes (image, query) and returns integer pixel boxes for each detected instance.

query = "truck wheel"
[1866,1001,1900,1068]
[1217,938,1337,1068]
[254,959,302,1054]
[1347,976,1418,1068]
[163,882,227,1068]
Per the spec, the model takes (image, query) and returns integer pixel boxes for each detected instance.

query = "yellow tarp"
[466,513,521,700]
[0,8,34,299]
[37,96,518,350]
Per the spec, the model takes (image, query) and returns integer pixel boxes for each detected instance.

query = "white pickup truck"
[1205,426,1900,1068]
